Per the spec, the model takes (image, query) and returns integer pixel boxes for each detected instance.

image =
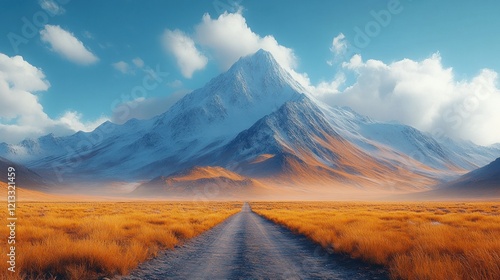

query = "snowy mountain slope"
[317,104,500,172]
[213,96,437,190]
[149,49,306,152]
[0,49,498,191]
[1,50,309,182]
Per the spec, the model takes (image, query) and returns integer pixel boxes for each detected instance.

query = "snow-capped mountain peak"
[151,49,306,145]
[0,50,499,189]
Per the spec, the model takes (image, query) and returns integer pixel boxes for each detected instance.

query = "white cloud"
[112,61,130,74]
[132,57,144,68]
[38,0,65,15]
[315,53,500,146]
[112,57,147,75]
[111,90,190,124]
[58,111,108,132]
[331,33,347,55]
[194,11,297,71]
[161,29,207,78]
[0,53,106,144]
[191,11,316,91]
[314,73,346,96]
[40,25,99,65]
[327,33,348,66]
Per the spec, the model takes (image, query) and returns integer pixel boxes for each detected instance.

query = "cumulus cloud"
[0,53,106,143]
[58,111,108,132]
[161,29,207,78]
[111,90,190,124]
[195,11,297,71]
[38,0,65,15]
[314,73,346,96]
[315,53,500,146]
[191,11,316,90]
[40,25,99,65]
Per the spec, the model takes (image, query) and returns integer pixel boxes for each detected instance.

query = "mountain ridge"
[0,50,499,196]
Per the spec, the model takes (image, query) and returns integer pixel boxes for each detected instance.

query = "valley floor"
[2,200,499,280]
[118,203,386,280]
[0,201,241,280]
[252,201,500,280]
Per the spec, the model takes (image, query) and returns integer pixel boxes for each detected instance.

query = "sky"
[1,0,500,145]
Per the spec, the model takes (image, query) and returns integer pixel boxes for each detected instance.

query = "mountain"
[431,157,500,198]
[133,166,269,197]
[212,95,438,191]
[0,156,49,190]
[400,158,500,200]
[1,50,310,183]
[0,49,499,196]
[318,106,499,172]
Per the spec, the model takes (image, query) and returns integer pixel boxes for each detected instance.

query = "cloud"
[132,57,144,68]
[112,61,130,74]
[111,90,190,124]
[112,57,147,75]
[331,33,347,55]
[327,33,348,66]
[167,79,183,88]
[40,25,99,65]
[314,73,346,96]
[161,29,207,78]
[190,11,317,91]
[314,53,500,146]
[194,11,297,71]
[0,53,106,144]
[38,0,65,15]
[58,111,108,132]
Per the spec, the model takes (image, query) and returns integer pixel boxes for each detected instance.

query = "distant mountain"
[133,166,268,197]
[0,50,499,196]
[430,157,500,198]
[0,156,49,190]
[319,106,499,172]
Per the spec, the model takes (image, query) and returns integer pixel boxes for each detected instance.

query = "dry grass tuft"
[251,202,500,280]
[0,201,241,280]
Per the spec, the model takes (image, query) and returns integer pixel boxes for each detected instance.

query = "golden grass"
[0,201,241,280]
[251,202,500,280]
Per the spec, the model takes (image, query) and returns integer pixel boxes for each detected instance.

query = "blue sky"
[1,0,500,145]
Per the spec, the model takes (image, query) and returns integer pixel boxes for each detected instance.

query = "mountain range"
[0,156,49,191]
[1,50,499,198]
[422,157,500,199]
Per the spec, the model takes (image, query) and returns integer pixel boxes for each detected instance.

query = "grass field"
[252,202,500,280]
[0,201,241,280]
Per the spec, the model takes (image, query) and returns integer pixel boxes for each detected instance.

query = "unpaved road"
[117,203,387,280]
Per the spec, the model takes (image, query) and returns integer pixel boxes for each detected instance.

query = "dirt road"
[117,203,387,279]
